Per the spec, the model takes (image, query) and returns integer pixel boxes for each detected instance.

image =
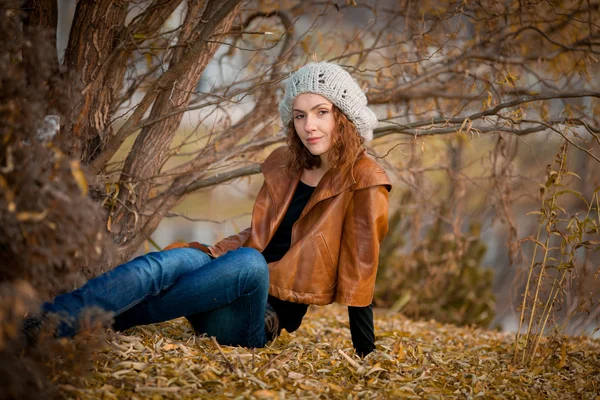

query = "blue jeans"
[42,247,269,348]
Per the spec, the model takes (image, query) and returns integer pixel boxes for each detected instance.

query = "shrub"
[376,209,495,327]
[0,3,113,398]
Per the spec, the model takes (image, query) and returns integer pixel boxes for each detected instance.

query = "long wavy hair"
[285,105,363,176]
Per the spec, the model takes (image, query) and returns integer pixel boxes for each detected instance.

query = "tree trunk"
[111,0,241,261]
[23,0,58,67]
[61,0,129,161]
[22,0,59,105]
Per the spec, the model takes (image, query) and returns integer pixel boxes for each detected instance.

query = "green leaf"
[555,189,590,207]
[526,211,544,216]
[564,171,581,179]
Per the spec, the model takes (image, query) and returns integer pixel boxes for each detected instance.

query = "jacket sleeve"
[348,304,376,357]
[335,185,389,306]
[163,241,212,256]
[208,227,252,257]
[208,180,272,257]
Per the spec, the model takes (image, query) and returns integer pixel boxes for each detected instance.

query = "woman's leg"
[43,247,212,337]
[114,247,269,348]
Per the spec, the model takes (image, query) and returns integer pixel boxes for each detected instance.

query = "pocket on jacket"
[313,233,335,286]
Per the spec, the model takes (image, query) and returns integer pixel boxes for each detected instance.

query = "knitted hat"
[279,62,378,142]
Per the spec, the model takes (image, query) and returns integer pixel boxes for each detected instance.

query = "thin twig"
[211,337,234,372]
[147,236,162,251]
[256,350,287,373]
[237,354,248,374]
[514,194,546,363]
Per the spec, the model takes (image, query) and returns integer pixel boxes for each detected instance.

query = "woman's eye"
[294,114,304,120]
[318,109,329,115]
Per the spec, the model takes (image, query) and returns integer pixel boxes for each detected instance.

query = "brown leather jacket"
[202,146,391,307]
[166,146,391,306]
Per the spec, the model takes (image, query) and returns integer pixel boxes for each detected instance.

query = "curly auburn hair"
[285,105,363,176]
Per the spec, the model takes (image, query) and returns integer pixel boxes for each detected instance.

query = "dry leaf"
[252,389,277,399]
[287,371,304,379]
[70,160,88,197]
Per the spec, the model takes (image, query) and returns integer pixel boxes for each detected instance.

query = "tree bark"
[62,0,129,161]
[89,0,242,174]
[60,0,184,163]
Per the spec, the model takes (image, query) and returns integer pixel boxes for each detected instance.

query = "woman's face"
[292,93,335,160]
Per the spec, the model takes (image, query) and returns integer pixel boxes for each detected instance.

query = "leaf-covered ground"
[51,304,600,399]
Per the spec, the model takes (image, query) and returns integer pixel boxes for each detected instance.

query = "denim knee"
[235,247,269,293]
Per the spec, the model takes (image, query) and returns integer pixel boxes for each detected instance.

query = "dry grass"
[50,304,600,399]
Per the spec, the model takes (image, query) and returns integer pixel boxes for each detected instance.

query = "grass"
[49,303,600,399]
[514,142,600,367]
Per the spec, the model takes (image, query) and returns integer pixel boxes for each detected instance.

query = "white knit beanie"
[279,62,378,142]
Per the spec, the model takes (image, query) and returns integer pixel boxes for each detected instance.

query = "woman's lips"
[306,137,321,144]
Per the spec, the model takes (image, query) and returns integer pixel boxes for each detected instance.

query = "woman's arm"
[208,180,276,257]
[163,230,251,258]
[335,185,390,306]
[208,227,252,257]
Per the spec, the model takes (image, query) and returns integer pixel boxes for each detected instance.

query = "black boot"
[264,303,281,342]
[21,312,46,348]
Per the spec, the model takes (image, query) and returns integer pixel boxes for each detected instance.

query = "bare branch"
[90,0,243,174]
[176,164,262,195]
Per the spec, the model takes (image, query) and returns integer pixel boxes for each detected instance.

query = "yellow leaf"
[504,71,519,87]
[366,364,387,376]
[459,117,469,132]
[557,342,567,368]
[116,361,148,371]
[16,209,48,222]
[202,370,219,380]
[0,175,14,205]
[70,160,88,197]
[253,389,277,399]
[397,342,406,360]
[329,383,343,393]
[483,91,493,109]
[540,102,549,121]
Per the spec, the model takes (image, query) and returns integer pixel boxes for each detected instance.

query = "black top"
[261,180,375,357]
[262,181,315,263]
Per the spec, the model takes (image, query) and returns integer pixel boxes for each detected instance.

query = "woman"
[28,62,391,357]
